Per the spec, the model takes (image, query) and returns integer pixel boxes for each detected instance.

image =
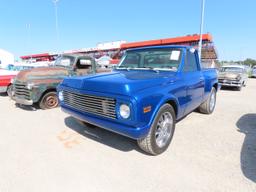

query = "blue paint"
[58,45,218,139]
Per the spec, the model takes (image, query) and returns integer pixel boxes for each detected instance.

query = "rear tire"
[198,87,216,114]
[39,91,59,109]
[137,104,176,155]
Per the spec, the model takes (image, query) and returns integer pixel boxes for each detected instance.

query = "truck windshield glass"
[220,67,243,73]
[54,56,75,67]
[118,48,182,71]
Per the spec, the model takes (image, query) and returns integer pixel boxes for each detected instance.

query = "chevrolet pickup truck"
[58,46,219,155]
[12,54,111,109]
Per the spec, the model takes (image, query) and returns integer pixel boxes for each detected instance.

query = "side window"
[121,54,140,68]
[76,58,92,69]
[183,50,198,72]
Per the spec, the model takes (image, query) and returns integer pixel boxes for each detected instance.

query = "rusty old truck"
[12,54,111,109]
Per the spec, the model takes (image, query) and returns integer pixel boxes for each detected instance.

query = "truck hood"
[16,67,69,82]
[62,70,176,96]
[218,72,241,79]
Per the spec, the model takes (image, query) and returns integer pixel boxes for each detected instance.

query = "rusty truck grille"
[63,90,116,119]
[14,83,30,100]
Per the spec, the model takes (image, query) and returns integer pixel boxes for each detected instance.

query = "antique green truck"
[12,54,110,109]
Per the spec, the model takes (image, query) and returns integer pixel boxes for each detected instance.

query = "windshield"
[220,67,243,73]
[54,56,75,67]
[118,48,182,71]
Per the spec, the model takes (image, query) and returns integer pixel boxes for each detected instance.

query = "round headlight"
[58,91,64,102]
[26,83,34,90]
[119,104,130,119]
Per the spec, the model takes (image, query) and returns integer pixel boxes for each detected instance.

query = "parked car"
[251,66,256,78]
[218,65,248,90]
[12,54,111,109]
[58,45,219,155]
[0,69,19,96]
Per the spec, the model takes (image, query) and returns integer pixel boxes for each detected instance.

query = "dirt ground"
[0,79,255,192]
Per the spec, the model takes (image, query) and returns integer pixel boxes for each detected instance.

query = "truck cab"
[58,46,219,155]
[12,54,110,109]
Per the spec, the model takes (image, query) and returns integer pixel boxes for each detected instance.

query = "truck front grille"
[14,83,30,100]
[63,90,116,119]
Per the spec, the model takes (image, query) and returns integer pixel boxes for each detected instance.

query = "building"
[20,34,218,68]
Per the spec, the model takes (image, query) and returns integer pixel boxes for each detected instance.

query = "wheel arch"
[149,96,179,127]
[38,87,57,103]
[165,99,178,118]
[213,82,218,91]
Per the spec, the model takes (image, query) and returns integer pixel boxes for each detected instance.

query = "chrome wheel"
[209,90,216,112]
[137,104,176,155]
[155,112,173,148]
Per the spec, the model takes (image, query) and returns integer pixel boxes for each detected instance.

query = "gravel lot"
[0,79,255,192]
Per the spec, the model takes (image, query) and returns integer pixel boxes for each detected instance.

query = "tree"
[244,58,256,67]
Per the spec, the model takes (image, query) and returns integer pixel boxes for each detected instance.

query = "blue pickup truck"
[58,45,219,155]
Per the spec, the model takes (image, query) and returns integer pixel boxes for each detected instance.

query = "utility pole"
[198,0,205,61]
[53,0,60,50]
[26,23,32,63]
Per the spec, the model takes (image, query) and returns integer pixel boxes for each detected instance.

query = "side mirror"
[189,48,196,53]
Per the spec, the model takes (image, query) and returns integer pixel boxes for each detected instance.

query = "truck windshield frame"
[117,48,182,71]
[220,67,244,73]
[54,56,75,68]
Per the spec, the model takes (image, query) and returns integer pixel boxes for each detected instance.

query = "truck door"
[182,49,204,115]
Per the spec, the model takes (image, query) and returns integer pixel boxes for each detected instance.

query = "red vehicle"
[0,69,18,96]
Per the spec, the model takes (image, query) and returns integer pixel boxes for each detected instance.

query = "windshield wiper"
[116,66,135,71]
[141,66,177,72]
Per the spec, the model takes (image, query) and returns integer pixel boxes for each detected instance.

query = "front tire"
[39,91,59,109]
[137,104,176,155]
[198,87,216,114]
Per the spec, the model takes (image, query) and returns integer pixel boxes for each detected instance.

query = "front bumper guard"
[0,86,7,93]
[13,96,33,105]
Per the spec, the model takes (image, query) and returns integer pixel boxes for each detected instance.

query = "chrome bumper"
[0,86,7,93]
[218,79,242,87]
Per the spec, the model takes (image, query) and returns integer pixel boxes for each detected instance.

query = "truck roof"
[60,53,91,58]
[221,65,246,69]
[126,45,190,52]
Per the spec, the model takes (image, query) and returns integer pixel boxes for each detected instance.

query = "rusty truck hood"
[218,72,240,79]
[16,67,69,83]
